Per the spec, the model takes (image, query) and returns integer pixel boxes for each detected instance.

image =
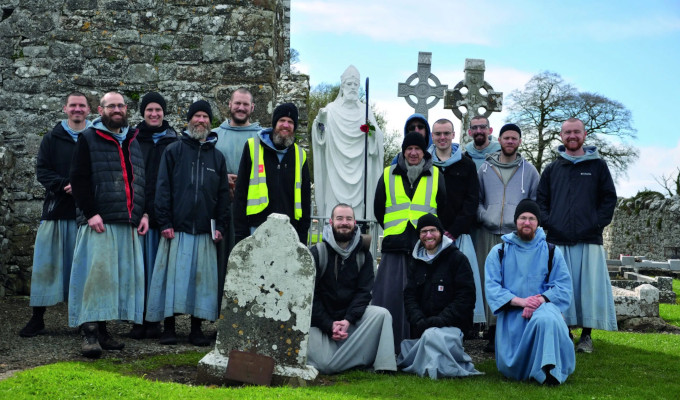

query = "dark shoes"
[98,321,124,350]
[188,329,210,347]
[128,324,146,339]
[19,316,45,338]
[81,322,102,359]
[159,316,177,345]
[576,335,593,353]
[128,321,162,339]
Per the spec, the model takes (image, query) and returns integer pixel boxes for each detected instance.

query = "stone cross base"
[613,284,659,319]
[197,351,318,386]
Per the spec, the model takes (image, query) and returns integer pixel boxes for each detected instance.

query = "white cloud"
[293,0,514,45]
[577,15,680,42]
[616,140,680,197]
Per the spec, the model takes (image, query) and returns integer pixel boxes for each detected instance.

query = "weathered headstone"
[397,51,448,119]
[198,214,318,385]
[444,58,503,146]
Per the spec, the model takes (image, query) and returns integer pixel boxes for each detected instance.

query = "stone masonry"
[0,0,309,296]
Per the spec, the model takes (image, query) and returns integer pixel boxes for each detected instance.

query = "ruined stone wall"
[0,0,309,296]
[604,195,680,261]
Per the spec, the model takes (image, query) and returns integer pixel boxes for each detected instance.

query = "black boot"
[81,322,102,358]
[128,323,146,340]
[145,321,162,339]
[188,316,210,347]
[484,325,496,353]
[20,307,46,337]
[98,321,124,350]
[159,316,177,345]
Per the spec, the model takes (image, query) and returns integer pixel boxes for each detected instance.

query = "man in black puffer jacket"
[398,214,481,379]
[69,91,148,358]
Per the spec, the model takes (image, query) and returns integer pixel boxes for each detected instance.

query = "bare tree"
[507,71,639,178]
[654,167,680,197]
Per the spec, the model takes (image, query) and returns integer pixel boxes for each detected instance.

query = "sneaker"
[128,324,146,340]
[576,335,593,353]
[19,317,45,338]
[81,323,102,359]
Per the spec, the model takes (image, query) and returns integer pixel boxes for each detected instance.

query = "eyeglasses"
[517,216,538,223]
[433,131,453,136]
[103,104,127,110]
[419,228,439,236]
[470,124,488,131]
[408,124,427,131]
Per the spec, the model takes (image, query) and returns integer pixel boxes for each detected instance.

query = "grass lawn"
[2,280,679,399]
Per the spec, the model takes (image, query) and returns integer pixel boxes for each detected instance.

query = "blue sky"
[290,0,680,197]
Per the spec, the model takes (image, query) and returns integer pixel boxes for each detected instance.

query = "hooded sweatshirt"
[213,120,262,175]
[391,113,432,165]
[537,145,617,245]
[465,138,501,170]
[477,152,540,235]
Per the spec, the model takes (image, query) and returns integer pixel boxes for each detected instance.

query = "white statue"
[312,65,384,220]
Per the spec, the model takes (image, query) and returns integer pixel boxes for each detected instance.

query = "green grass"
[2,280,679,399]
[659,278,680,327]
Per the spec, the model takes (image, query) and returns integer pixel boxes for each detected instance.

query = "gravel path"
[0,296,494,382]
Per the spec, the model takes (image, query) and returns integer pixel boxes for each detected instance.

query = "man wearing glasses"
[464,115,501,170]
[69,91,148,358]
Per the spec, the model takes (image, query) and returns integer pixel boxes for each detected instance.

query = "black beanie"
[139,92,167,114]
[272,102,298,131]
[416,213,444,234]
[402,131,428,154]
[187,100,213,122]
[514,199,541,225]
[499,123,521,137]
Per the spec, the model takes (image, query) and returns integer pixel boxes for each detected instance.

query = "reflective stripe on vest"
[246,137,306,220]
[383,165,439,237]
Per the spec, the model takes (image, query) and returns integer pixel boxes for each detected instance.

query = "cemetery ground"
[0,281,679,399]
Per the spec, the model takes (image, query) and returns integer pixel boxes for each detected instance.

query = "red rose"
[360,124,369,133]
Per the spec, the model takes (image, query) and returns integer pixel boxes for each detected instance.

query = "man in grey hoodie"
[475,123,540,352]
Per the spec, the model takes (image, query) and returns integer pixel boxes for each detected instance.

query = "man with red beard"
[146,100,229,346]
[233,102,311,243]
[69,91,148,358]
[537,118,618,353]
[20,92,92,338]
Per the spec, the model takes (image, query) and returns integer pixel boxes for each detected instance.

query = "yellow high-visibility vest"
[246,137,306,220]
[383,165,439,236]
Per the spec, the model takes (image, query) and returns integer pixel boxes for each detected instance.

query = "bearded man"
[145,100,229,346]
[311,65,384,219]
[233,102,311,243]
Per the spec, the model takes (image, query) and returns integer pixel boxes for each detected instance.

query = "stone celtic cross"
[444,58,503,145]
[397,52,448,119]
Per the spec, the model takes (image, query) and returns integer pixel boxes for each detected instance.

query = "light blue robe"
[455,234,486,324]
[485,227,575,384]
[29,220,77,306]
[146,233,218,322]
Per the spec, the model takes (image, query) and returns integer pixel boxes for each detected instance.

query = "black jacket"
[404,242,475,338]
[37,122,78,220]
[373,154,447,253]
[537,155,617,245]
[70,125,145,226]
[155,133,230,235]
[435,155,479,238]
[233,130,311,243]
[135,121,179,229]
[310,238,374,336]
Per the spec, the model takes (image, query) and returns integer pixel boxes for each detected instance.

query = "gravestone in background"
[198,214,318,385]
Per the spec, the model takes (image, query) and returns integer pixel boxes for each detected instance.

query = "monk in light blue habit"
[485,199,575,385]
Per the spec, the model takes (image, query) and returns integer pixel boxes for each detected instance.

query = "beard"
[272,131,295,148]
[332,226,355,243]
[473,133,487,146]
[187,122,210,141]
[517,229,536,241]
[502,146,518,157]
[101,112,128,131]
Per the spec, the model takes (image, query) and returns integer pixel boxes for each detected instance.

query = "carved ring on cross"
[447,80,503,120]
[398,72,447,112]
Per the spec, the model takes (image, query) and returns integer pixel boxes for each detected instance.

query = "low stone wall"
[604,195,680,261]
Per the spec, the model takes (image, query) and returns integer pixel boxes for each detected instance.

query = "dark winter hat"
[514,198,541,225]
[416,213,444,234]
[499,123,522,137]
[272,102,299,131]
[139,92,166,114]
[187,100,213,122]
[402,131,428,154]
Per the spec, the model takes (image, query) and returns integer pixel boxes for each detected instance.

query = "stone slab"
[612,284,659,318]
[669,259,680,271]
